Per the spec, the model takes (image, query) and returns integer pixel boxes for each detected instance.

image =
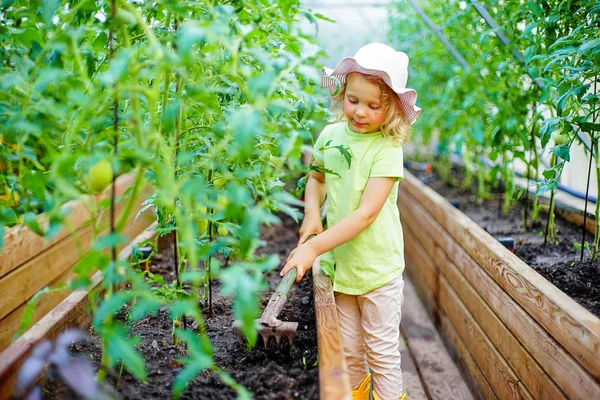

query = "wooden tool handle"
[258,234,316,326]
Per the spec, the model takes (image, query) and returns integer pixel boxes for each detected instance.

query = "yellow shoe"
[400,394,406,400]
[352,374,371,400]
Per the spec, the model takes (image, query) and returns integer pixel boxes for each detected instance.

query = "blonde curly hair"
[332,73,411,146]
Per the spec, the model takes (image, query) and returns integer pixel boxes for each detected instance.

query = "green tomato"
[217,195,230,208]
[217,225,229,237]
[87,159,113,193]
[213,175,228,188]
[552,131,569,145]
[195,204,209,235]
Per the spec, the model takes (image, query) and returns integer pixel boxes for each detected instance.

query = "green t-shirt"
[313,122,405,295]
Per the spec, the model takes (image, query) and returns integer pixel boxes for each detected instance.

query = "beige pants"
[335,276,404,400]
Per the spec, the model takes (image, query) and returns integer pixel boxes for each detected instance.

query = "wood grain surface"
[399,180,600,399]
[401,171,600,381]
[400,268,475,400]
[0,223,158,400]
[0,173,138,280]
[405,266,497,400]
[312,257,352,400]
[404,228,535,400]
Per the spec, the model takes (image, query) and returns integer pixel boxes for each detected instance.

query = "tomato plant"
[2,0,329,396]
[389,0,600,256]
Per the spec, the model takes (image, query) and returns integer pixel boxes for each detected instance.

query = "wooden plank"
[312,257,352,400]
[400,268,474,400]
[0,269,76,352]
[0,200,153,352]
[400,188,600,399]
[400,191,572,399]
[404,229,535,400]
[0,191,153,322]
[398,331,428,399]
[401,171,600,379]
[0,223,158,400]
[402,200,568,399]
[0,172,138,280]
[404,266,496,400]
[556,208,596,235]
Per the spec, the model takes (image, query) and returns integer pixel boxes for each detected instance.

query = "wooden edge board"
[312,257,352,400]
[0,221,158,400]
[404,269,496,400]
[399,191,589,399]
[0,172,139,279]
[0,268,77,352]
[399,264,475,400]
[401,170,600,379]
[0,201,154,352]
[403,228,535,400]
[0,192,153,322]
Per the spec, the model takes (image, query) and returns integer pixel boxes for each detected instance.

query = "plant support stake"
[581,132,594,261]
[406,0,471,71]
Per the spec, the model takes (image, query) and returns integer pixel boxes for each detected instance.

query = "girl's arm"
[298,164,327,245]
[281,176,397,281]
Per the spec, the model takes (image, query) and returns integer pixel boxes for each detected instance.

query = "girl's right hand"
[298,214,324,245]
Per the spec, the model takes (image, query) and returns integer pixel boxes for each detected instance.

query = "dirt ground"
[412,166,600,317]
[44,215,319,399]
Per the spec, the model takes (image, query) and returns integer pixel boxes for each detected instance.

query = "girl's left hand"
[280,242,318,282]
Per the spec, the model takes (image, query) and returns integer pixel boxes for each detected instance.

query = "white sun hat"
[321,43,422,125]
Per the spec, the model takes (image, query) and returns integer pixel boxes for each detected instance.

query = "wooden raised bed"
[398,170,600,399]
[312,257,352,399]
[0,172,155,399]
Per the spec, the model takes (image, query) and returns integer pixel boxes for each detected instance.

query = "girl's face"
[343,73,386,134]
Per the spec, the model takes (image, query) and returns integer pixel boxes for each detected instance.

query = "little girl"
[280,43,421,400]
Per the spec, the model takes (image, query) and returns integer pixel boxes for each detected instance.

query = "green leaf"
[314,13,335,23]
[42,0,60,25]
[248,70,276,97]
[107,328,146,382]
[579,38,600,54]
[177,22,206,55]
[93,293,131,328]
[220,265,262,346]
[320,141,352,167]
[550,144,570,161]
[175,329,213,360]
[129,297,163,321]
[536,180,558,196]
[94,233,128,250]
[22,212,44,236]
[172,361,204,399]
[169,299,200,320]
[470,120,484,145]
[13,287,53,341]
[578,122,600,133]
[230,108,262,160]
[73,251,109,277]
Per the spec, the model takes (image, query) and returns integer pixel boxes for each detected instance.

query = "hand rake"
[234,234,316,348]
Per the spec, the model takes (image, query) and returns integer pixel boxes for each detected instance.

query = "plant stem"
[544,154,556,245]
[594,138,600,262]
[99,0,118,383]
[582,132,594,262]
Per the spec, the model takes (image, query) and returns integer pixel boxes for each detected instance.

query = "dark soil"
[43,215,319,399]
[409,164,600,317]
